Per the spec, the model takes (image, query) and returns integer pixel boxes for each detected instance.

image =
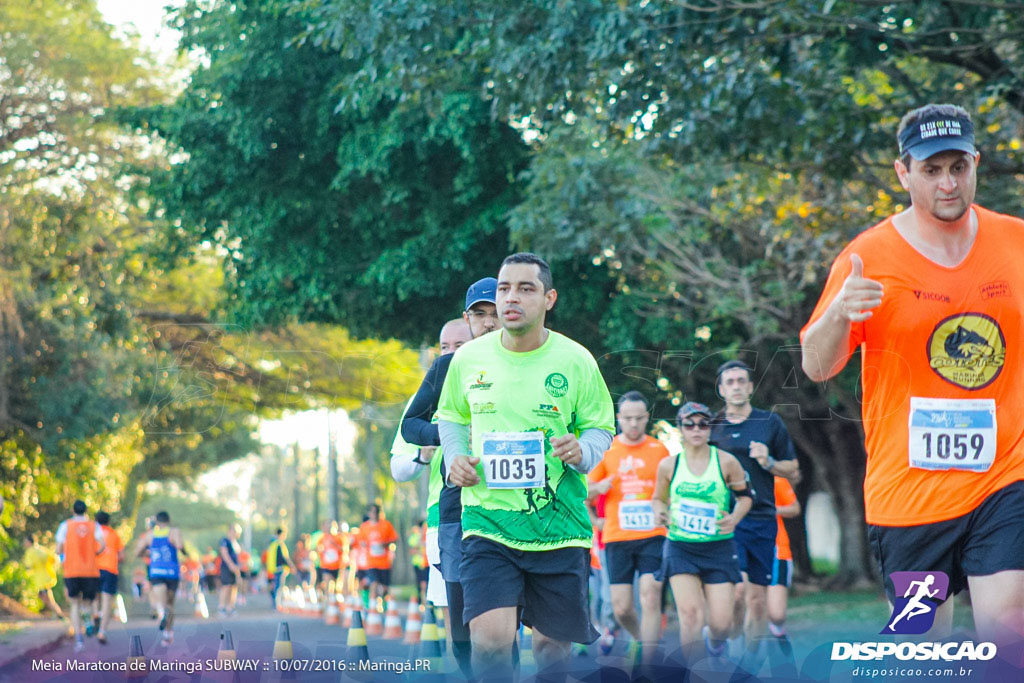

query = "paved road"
[0,593,646,683]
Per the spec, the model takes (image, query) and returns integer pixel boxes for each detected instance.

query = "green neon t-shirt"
[436,329,615,550]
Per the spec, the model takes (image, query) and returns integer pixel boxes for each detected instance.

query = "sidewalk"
[0,619,68,671]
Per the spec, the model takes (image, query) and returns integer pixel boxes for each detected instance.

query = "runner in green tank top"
[652,402,752,667]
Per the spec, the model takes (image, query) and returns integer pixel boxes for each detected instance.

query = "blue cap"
[465,277,497,310]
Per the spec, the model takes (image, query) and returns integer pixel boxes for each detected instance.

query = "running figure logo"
[881,571,950,635]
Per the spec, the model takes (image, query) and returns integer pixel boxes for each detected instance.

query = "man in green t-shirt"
[437,252,615,676]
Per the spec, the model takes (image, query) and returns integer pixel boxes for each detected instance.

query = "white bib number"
[618,501,655,531]
[322,547,339,564]
[370,543,385,557]
[671,500,718,536]
[480,432,545,489]
[908,398,996,472]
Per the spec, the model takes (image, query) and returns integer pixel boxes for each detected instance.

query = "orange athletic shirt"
[359,520,398,570]
[774,477,797,561]
[802,206,1024,526]
[317,534,344,571]
[63,519,100,578]
[588,435,669,543]
[97,525,122,574]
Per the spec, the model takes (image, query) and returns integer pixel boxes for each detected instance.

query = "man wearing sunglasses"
[708,359,799,674]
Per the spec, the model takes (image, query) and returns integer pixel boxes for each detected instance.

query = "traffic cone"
[115,594,128,624]
[218,630,237,660]
[347,610,370,664]
[364,603,384,637]
[324,590,341,626]
[195,591,210,619]
[434,606,447,655]
[418,606,442,669]
[126,635,147,678]
[343,592,356,628]
[382,599,403,639]
[273,622,294,660]
[403,599,422,645]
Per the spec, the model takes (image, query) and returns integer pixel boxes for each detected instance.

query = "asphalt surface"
[0,593,647,683]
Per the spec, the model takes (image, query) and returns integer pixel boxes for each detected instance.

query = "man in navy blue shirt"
[709,360,799,672]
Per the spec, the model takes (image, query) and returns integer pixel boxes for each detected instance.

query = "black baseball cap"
[898,111,976,161]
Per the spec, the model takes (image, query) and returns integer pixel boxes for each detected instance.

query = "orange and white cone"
[364,603,384,637]
[403,599,422,645]
[382,599,403,640]
[343,592,357,628]
[324,590,341,626]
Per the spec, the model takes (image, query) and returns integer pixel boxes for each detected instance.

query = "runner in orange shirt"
[93,511,123,644]
[317,520,345,597]
[359,504,398,603]
[767,476,800,674]
[801,103,1024,649]
[588,391,668,663]
[56,500,106,653]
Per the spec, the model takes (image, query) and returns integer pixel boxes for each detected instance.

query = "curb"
[0,627,68,672]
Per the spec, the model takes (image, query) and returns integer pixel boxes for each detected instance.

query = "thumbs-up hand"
[835,253,884,322]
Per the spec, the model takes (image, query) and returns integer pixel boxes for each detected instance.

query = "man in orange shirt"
[93,511,123,644]
[767,476,800,674]
[802,103,1024,651]
[588,391,668,663]
[359,504,398,603]
[317,520,345,596]
[56,500,106,653]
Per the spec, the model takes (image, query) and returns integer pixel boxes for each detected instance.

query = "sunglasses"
[681,421,711,430]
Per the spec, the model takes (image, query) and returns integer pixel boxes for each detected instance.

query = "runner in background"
[360,504,398,606]
[23,534,65,621]
[402,294,493,678]
[202,547,218,594]
[767,475,801,672]
[131,566,146,600]
[588,390,668,664]
[316,521,344,598]
[217,523,243,617]
[708,359,799,671]
[237,546,251,604]
[653,402,752,667]
[408,519,430,604]
[352,515,371,603]
[294,534,312,591]
[93,510,123,644]
[266,528,298,608]
[55,500,105,653]
[585,492,617,654]
[134,511,182,646]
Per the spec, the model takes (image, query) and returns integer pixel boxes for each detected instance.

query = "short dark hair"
[716,359,752,385]
[73,500,87,515]
[275,527,284,536]
[155,511,170,523]
[617,391,650,411]
[500,252,553,292]
[95,511,110,526]
[369,503,380,515]
[897,103,972,168]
